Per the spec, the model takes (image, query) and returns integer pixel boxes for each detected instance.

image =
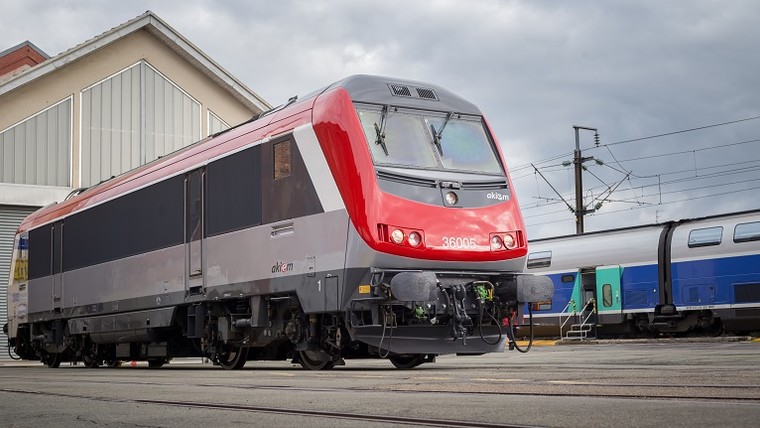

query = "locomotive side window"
[261,136,323,224]
[527,250,552,269]
[28,225,52,280]
[734,221,760,243]
[63,176,185,271]
[687,226,723,248]
[273,140,292,180]
[206,146,263,236]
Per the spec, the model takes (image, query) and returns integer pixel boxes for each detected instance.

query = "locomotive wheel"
[217,346,249,370]
[298,350,335,370]
[42,352,61,368]
[82,354,101,368]
[389,354,426,370]
[104,359,122,368]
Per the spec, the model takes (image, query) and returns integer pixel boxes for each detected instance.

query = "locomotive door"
[595,265,622,315]
[185,168,205,294]
[52,221,64,311]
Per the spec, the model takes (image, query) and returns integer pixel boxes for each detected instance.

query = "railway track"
[0,387,534,428]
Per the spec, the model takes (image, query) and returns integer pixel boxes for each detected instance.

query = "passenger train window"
[527,250,551,268]
[688,226,723,248]
[602,284,613,308]
[734,221,760,243]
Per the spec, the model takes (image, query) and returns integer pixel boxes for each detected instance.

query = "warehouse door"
[0,205,39,360]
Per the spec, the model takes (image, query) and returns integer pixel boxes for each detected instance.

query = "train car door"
[596,265,622,315]
[185,168,205,294]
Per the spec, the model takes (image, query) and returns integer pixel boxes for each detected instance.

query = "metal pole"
[572,126,597,234]
[573,126,584,234]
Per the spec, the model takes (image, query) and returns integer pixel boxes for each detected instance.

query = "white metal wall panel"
[0,205,38,359]
[144,64,200,164]
[0,99,71,186]
[208,110,229,136]
[81,62,200,187]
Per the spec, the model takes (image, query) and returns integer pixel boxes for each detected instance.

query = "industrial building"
[0,11,270,356]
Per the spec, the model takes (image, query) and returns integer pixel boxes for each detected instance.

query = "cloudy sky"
[2,0,759,239]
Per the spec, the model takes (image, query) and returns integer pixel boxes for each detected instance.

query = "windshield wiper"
[374,105,389,156]
[430,112,453,156]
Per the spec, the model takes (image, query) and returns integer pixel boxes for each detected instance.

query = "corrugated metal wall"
[208,110,229,135]
[0,205,38,359]
[80,64,141,187]
[0,99,72,186]
[81,62,201,187]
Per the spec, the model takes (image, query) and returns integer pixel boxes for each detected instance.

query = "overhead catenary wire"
[509,114,760,174]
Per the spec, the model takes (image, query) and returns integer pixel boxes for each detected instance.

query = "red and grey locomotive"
[5,75,552,369]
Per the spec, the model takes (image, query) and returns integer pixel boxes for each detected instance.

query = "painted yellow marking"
[752,337,760,343]
[514,339,557,347]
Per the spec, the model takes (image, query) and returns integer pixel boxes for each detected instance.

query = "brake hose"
[508,305,534,353]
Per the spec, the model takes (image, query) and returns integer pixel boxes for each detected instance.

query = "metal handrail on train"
[559,299,577,338]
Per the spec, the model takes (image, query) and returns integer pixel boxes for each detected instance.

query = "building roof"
[0,41,49,80]
[0,10,270,112]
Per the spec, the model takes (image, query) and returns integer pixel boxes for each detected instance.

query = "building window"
[734,221,760,243]
[80,61,201,186]
[687,226,723,248]
[273,140,291,180]
[0,97,71,186]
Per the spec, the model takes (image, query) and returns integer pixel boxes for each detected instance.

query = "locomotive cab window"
[734,221,760,243]
[688,226,723,248]
[355,104,504,175]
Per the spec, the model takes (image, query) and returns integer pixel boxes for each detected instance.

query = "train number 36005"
[441,236,477,248]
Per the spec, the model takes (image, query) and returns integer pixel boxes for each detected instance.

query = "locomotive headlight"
[444,191,458,206]
[408,231,422,247]
[490,235,503,250]
[391,229,405,244]
[503,233,517,249]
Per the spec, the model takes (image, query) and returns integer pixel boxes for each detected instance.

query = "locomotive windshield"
[356,105,504,175]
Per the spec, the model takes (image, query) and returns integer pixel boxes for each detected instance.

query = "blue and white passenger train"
[524,210,760,337]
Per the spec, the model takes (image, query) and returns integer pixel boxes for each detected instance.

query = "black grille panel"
[461,180,509,190]
[387,84,438,101]
[377,170,437,187]
[389,84,412,97]
[416,88,438,100]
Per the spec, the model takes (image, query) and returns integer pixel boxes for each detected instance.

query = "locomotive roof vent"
[388,83,439,101]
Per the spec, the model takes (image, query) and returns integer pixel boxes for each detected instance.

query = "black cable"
[508,306,534,353]
[477,300,503,346]
[7,341,22,360]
